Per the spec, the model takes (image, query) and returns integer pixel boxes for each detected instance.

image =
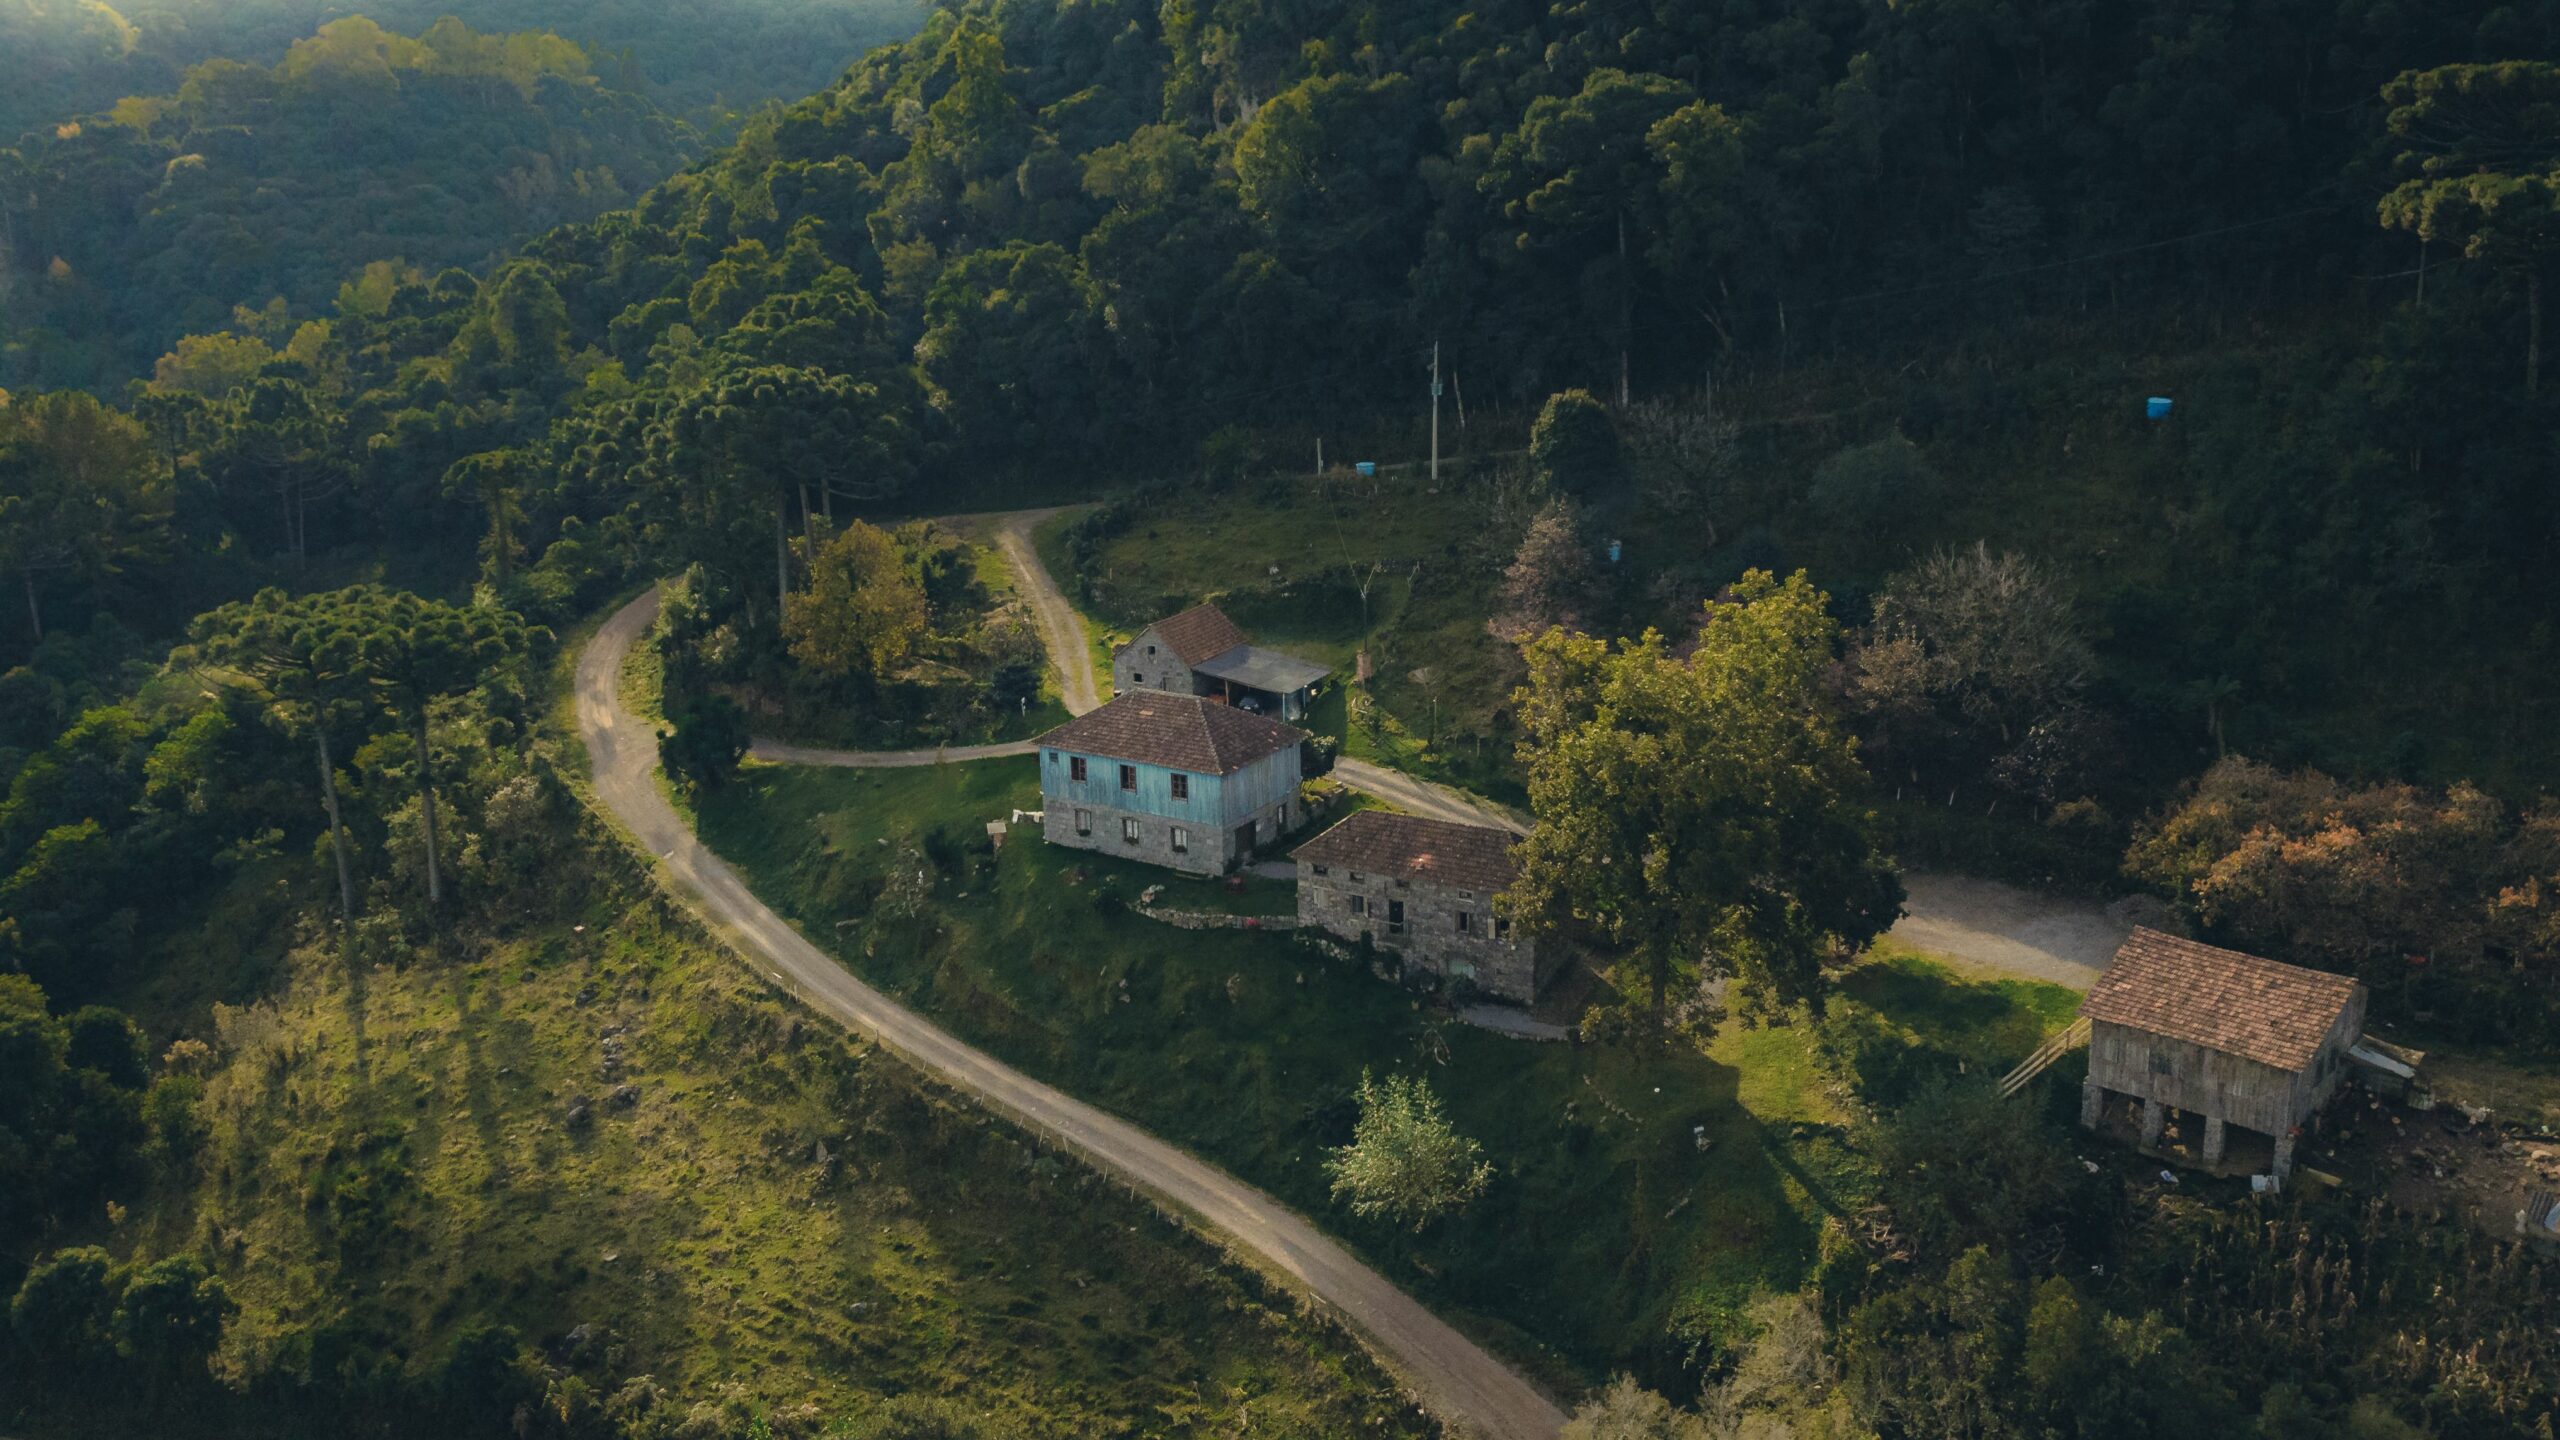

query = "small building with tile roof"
[1115,601,1329,722]
[1292,810,1555,1005]
[1036,692,1307,875]
[2079,927,2367,1178]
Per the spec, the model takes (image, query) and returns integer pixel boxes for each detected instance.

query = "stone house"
[2080,928,2367,1180]
[1291,810,1553,1004]
[1115,601,1329,722]
[1037,691,1306,875]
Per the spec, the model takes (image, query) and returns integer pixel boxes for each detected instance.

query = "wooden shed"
[2079,928,2366,1179]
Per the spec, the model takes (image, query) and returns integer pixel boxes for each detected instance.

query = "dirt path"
[1333,758,1525,833]
[578,590,1565,1440]
[993,508,1102,717]
[1889,873,2135,990]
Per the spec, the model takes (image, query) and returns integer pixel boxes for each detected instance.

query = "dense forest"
[6,0,2560,1433]
[0,0,926,137]
[1,16,707,389]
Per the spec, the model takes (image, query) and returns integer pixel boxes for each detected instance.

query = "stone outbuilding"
[1115,601,1329,722]
[1291,810,1554,1005]
[2080,928,2367,1180]
[1037,692,1306,875]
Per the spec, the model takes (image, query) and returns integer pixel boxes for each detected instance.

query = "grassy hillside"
[693,754,2081,1393]
[7,781,1437,1436]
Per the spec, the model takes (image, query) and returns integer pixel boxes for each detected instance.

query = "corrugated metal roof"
[1195,644,1329,694]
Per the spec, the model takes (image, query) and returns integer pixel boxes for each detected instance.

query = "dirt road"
[993,508,1102,716]
[577,589,1565,1440]
[1889,873,2134,989]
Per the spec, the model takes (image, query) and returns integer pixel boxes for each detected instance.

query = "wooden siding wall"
[2089,993,2365,1137]
[1039,746,1301,826]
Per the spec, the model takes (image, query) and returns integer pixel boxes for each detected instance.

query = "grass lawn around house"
[1041,479,1526,804]
[698,754,2088,1394]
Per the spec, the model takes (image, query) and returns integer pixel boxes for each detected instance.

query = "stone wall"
[1295,863,1547,1004]
[1114,637,1199,697]
[1042,792,1298,876]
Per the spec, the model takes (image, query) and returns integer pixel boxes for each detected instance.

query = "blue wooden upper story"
[1039,744,1299,823]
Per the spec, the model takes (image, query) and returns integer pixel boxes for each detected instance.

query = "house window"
[1074,809,1091,837]
[1494,916,1510,940]
[2149,1047,2175,1075]
[1122,817,1141,845]
[1456,912,1472,934]
[1069,756,1087,782]
[1119,764,1137,791]
[1147,644,1157,656]
[1170,773,1189,800]
[1171,826,1190,854]
[1387,899,1405,932]
[1132,672,1144,686]
[1312,864,1329,877]
[1349,895,1367,916]
[1046,750,1058,765]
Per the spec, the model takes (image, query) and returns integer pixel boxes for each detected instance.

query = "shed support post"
[2202,1116,2227,1165]
[2140,1099,2166,1147]
[2079,1080,2104,1129]
[2272,1131,2296,1181]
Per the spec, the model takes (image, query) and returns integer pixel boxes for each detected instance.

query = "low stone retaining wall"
[1133,906,1300,932]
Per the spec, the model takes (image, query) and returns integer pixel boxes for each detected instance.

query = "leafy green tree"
[0,391,174,648]
[1560,1376,1711,1440]
[1870,1081,2083,1263]
[1529,390,1624,498]
[112,1254,233,1389]
[1808,435,1941,567]
[9,1245,122,1370]
[784,520,929,685]
[1488,70,1696,403]
[660,695,750,793]
[1323,1070,1491,1231]
[347,588,532,908]
[2379,63,2560,392]
[189,588,374,945]
[1505,571,1901,1028]
[440,450,534,590]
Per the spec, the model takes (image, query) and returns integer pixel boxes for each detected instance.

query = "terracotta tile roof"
[1038,691,1305,775]
[2080,928,2362,1073]
[1292,810,1521,894]
[1143,603,1251,667]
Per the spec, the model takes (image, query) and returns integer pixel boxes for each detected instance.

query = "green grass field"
[54,807,1435,1438]
[1038,480,1527,803]
[699,755,2083,1391]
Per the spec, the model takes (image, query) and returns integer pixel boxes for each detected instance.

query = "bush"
[660,697,750,792]
[1530,389,1623,496]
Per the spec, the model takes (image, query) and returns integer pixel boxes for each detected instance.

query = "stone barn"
[2079,928,2367,1180]
[1115,601,1329,722]
[1292,810,1554,1005]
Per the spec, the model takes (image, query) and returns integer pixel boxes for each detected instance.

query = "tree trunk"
[21,572,39,645]
[1617,209,1632,408]
[775,499,791,616]
[413,714,442,909]
[2529,270,2542,397]
[315,727,357,950]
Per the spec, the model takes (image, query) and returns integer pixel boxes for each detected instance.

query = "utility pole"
[1429,341,1442,483]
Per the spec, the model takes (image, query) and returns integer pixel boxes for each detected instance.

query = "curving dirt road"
[576,588,1566,1440]
[993,508,1102,717]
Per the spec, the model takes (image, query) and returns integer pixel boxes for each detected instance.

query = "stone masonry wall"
[1295,864,1546,1004]
[1042,793,1298,876]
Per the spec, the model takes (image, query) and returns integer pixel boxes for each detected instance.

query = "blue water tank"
[1355,461,1377,477]
[2146,397,2174,420]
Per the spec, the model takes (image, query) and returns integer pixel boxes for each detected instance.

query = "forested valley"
[6,0,2560,1435]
